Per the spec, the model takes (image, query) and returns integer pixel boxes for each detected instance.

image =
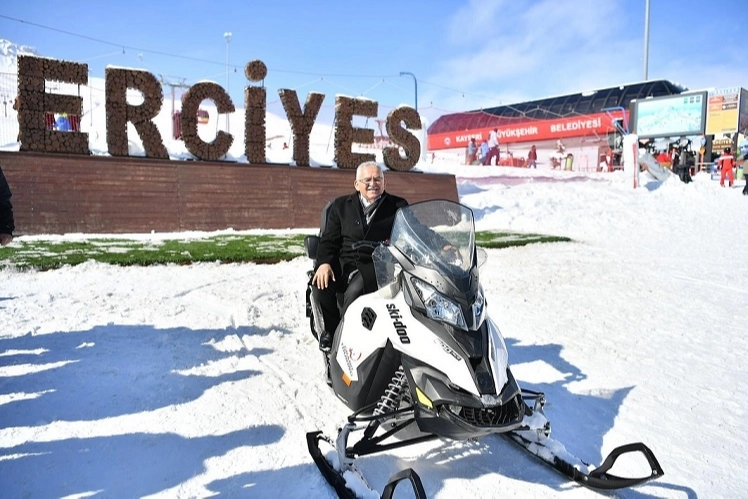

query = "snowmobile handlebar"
[351,240,386,251]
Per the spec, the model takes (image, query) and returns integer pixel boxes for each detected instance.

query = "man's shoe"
[319,332,332,352]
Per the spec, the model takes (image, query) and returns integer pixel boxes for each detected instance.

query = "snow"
[2,40,748,499]
[3,163,747,497]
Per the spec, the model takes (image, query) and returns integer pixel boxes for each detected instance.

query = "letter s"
[383,106,421,171]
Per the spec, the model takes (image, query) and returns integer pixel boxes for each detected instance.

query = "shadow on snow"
[0,324,287,497]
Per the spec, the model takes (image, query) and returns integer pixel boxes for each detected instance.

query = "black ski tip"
[307,431,430,499]
[582,441,664,490]
[382,468,427,499]
[381,468,427,499]
[507,432,664,491]
[306,431,358,499]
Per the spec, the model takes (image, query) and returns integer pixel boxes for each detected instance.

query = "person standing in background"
[482,128,500,166]
[466,138,477,165]
[479,139,489,165]
[718,148,735,187]
[0,165,15,246]
[527,145,537,168]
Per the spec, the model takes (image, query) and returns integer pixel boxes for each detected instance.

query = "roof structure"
[427,80,688,135]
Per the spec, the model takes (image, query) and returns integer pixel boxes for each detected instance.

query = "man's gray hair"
[356,161,384,179]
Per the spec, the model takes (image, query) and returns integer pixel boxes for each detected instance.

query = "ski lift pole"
[602,106,629,134]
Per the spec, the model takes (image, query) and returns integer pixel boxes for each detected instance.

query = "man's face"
[354,166,385,202]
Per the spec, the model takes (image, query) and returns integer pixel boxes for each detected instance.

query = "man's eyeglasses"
[356,177,383,184]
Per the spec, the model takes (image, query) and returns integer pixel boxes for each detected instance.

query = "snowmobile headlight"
[411,277,467,330]
[472,287,485,327]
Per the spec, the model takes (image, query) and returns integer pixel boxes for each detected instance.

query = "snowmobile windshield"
[385,200,475,280]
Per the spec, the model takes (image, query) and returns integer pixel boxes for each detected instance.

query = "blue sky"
[2,0,747,125]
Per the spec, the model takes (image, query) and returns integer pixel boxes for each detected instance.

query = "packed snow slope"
[1,164,747,498]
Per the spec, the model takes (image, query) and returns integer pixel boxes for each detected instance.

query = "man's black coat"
[316,191,408,293]
[0,166,14,236]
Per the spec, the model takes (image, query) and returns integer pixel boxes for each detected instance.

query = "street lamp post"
[399,71,418,111]
[224,31,232,133]
[643,0,650,81]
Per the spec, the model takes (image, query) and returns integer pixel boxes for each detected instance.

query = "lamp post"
[643,0,650,81]
[399,71,418,111]
[224,31,232,133]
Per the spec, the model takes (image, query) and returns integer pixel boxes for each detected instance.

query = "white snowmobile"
[304,199,663,498]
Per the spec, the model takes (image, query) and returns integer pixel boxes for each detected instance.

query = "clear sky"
[2,0,747,124]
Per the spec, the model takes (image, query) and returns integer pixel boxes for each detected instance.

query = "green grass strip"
[0,231,571,271]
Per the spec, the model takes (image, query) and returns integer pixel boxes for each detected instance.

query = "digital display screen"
[632,92,707,138]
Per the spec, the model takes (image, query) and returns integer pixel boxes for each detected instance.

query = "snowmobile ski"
[505,430,664,490]
[307,430,426,499]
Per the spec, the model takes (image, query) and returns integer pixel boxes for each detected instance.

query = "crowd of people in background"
[460,135,746,194]
[463,138,583,171]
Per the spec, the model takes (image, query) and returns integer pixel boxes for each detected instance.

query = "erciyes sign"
[15,56,422,171]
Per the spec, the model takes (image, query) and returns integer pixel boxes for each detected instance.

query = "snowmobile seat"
[304,200,333,264]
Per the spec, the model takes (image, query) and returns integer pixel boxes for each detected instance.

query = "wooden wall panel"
[0,151,458,235]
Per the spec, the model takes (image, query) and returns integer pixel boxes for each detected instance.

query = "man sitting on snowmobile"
[311,161,408,351]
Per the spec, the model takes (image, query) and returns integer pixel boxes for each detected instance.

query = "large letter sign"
[16,55,422,170]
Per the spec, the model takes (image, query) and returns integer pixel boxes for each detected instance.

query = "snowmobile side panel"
[330,340,401,411]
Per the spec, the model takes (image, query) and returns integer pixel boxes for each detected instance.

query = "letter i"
[244,60,268,164]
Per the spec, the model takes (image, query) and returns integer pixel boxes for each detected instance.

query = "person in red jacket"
[718,148,735,187]
[527,145,537,168]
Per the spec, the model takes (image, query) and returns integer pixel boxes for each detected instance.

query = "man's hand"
[0,234,12,246]
[441,245,463,265]
[312,263,335,289]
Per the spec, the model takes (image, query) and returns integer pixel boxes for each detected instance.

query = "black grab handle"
[584,442,664,490]
[381,468,427,499]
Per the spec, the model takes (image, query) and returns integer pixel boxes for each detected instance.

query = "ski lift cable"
[2,12,492,109]
[358,79,385,97]
[316,78,358,96]
[80,50,125,62]
[288,77,325,92]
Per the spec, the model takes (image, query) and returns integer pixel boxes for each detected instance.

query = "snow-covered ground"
[2,161,747,497]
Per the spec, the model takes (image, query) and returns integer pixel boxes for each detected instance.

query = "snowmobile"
[304,199,663,498]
